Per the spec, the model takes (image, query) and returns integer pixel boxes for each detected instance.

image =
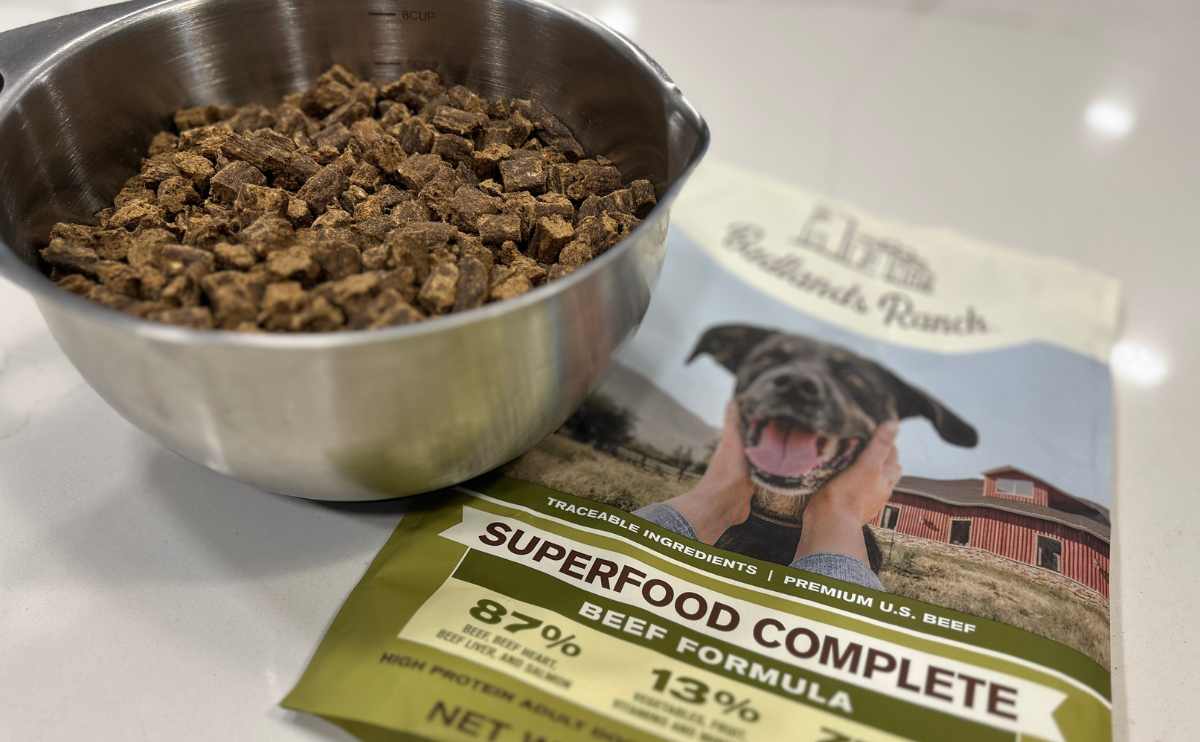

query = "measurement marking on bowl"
[366,5,439,22]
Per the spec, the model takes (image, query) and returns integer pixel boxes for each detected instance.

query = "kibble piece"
[349,161,383,191]
[315,123,352,152]
[266,245,321,283]
[353,217,400,248]
[159,244,216,277]
[57,273,97,296]
[126,230,174,269]
[45,224,97,250]
[574,213,623,254]
[319,272,380,329]
[89,235,128,265]
[302,78,352,117]
[418,165,464,221]
[149,306,215,329]
[529,215,575,263]
[536,193,575,222]
[96,262,144,297]
[558,240,593,268]
[431,106,488,137]
[312,238,362,280]
[399,154,452,191]
[366,289,424,328]
[387,221,455,281]
[396,118,436,155]
[108,201,166,231]
[379,267,418,299]
[41,241,102,277]
[321,99,371,130]
[210,161,267,204]
[418,261,460,314]
[178,124,235,161]
[589,187,648,223]
[460,239,495,273]
[565,160,623,201]
[181,213,233,248]
[446,85,487,114]
[202,271,263,328]
[259,282,308,330]
[379,101,411,128]
[114,177,156,209]
[235,184,290,227]
[274,103,316,137]
[454,255,490,311]
[354,185,407,221]
[228,104,277,133]
[296,161,350,215]
[160,271,203,307]
[478,178,504,197]
[362,245,389,270]
[223,130,321,190]
[149,132,180,156]
[286,197,312,225]
[290,295,346,332]
[509,254,548,286]
[629,179,657,216]
[490,269,533,301]
[175,105,224,132]
[449,186,499,232]
[499,157,547,193]
[174,152,216,188]
[214,242,257,271]
[392,199,431,223]
[432,132,474,166]
[500,191,538,240]
[158,176,200,213]
[312,208,354,232]
[141,154,183,183]
[513,98,585,159]
[477,213,522,245]
[380,70,445,109]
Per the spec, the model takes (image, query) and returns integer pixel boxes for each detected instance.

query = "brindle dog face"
[690,324,978,496]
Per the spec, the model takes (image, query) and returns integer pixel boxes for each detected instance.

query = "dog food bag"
[284,161,1120,741]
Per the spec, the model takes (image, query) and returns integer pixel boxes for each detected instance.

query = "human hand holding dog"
[795,420,901,565]
[662,402,755,544]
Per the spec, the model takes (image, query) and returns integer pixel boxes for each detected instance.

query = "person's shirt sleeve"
[791,553,885,591]
[634,503,698,540]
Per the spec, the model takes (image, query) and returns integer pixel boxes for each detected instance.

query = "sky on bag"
[615,230,1114,508]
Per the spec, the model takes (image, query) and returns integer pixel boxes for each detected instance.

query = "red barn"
[879,467,1111,597]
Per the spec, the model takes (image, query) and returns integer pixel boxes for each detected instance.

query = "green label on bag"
[283,481,1111,741]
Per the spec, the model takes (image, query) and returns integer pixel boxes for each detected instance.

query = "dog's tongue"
[745,421,822,478]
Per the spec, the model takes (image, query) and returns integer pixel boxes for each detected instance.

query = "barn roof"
[982,465,1111,520]
[894,476,1111,543]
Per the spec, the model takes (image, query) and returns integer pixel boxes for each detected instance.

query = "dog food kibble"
[39,65,656,332]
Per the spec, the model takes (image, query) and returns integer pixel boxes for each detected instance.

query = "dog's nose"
[773,374,821,399]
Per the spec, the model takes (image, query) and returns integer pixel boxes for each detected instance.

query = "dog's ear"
[885,371,979,448]
[688,324,775,373]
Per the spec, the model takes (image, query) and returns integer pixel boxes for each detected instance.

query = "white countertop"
[1,1,1196,740]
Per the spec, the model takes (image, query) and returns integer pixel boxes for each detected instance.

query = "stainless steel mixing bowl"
[0,0,709,500]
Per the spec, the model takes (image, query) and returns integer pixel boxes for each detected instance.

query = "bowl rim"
[0,0,711,350]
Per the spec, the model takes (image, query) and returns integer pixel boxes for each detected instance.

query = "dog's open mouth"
[743,417,855,482]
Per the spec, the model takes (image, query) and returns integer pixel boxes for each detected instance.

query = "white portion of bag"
[672,161,1122,362]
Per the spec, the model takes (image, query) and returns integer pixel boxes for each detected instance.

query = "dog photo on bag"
[687,323,979,570]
